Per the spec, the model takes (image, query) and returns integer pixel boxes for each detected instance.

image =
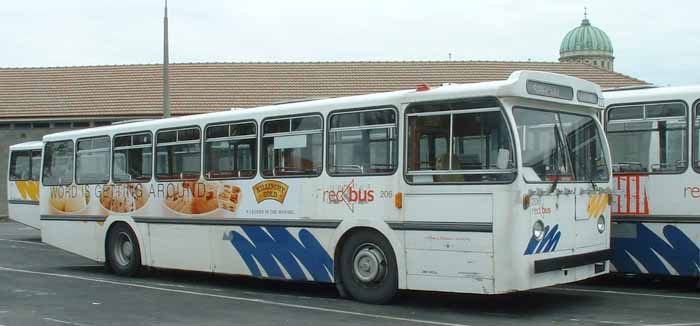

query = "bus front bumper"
[534,249,613,274]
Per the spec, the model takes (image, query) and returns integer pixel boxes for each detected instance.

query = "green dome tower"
[559,10,615,71]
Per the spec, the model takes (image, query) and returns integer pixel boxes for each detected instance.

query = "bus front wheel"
[106,223,142,277]
[339,231,398,304]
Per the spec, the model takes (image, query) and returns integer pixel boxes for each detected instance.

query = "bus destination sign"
[526,80,574,100]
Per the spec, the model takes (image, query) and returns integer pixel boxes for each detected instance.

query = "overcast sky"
[2,0,698,86]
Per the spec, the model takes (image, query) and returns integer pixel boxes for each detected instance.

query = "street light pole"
[163,0,171,118]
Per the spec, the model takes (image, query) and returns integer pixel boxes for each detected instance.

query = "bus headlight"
[532,220,545,240]
[597,215,606,233]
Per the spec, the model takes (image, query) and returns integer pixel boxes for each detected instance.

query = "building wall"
[559,51,615,72]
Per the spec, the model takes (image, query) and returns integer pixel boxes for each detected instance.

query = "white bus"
[7,141,42,229]
[605,85,700,277]
[40,71,613,303]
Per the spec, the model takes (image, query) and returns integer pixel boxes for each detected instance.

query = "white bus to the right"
[40,71,612,303]
[605,85,700,276]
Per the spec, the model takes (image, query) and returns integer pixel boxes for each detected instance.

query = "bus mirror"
[496,149,510,169]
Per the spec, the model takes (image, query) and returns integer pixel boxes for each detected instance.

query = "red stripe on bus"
[635,175,640,214]
[626,176,631,213]
[616,176,621,213]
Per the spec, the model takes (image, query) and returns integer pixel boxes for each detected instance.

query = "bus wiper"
[586,168,598,193]
[549,174,559,193]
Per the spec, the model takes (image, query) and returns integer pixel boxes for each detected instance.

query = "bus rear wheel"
[339,231,398,304]
[106,223,142,277]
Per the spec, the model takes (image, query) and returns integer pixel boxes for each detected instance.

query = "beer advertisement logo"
[253,180,289,203]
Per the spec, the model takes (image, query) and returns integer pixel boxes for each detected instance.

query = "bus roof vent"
[603,85,658,92]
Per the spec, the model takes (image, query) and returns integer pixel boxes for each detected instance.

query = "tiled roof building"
[0,61,647,121]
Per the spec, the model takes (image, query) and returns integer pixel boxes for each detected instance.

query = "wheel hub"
[353,244,387,284]
[121,240,133,259]
[114,232,134,267]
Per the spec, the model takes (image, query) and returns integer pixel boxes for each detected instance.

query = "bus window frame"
[8,150,31,181]
[691,99,700,174]
[515,106,611,184]
[605,100,689,176]
[154,125,203,182]
[203,119,258,180]
[75,135,112,185]
[402,97,518,185]
[111,131,154,184]
[326,105,399,177]
[42,140,75,186]
[260,113,324,179]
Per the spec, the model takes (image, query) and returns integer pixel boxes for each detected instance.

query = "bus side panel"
[611,173,700,276]
[8,203,41,230]
[404,233,495,294]
[401,192,495,294]
[7,179,41,229]
[42,220,100,261]
[147,224,212,272]
[611,222,700,276]
[210,225,336,282]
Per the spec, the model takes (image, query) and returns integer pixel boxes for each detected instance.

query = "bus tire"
[106,223,142,277]
[339,230,398,304]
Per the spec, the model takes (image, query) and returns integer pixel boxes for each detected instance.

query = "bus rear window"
[9,151,31,181]
[43,141,74,186]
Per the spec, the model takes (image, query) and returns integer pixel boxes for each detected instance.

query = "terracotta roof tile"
[0,61,647,119]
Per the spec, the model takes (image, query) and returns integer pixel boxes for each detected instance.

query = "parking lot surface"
[0,220,699,326]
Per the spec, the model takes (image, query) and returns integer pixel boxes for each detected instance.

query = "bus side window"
[261,115,322,177]
[607,102,687,174]
[30,150,41,181]
[43,140,74,186]
[113,132,152,183]
[328,108,398,176]
[695,103,700,169]
[405,99,515,184]
[204,122,257,179]
[155,127,201,181]
[9,150,31,181]
[76,136,111,185]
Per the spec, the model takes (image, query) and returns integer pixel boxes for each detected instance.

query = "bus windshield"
[513,108,608,183]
